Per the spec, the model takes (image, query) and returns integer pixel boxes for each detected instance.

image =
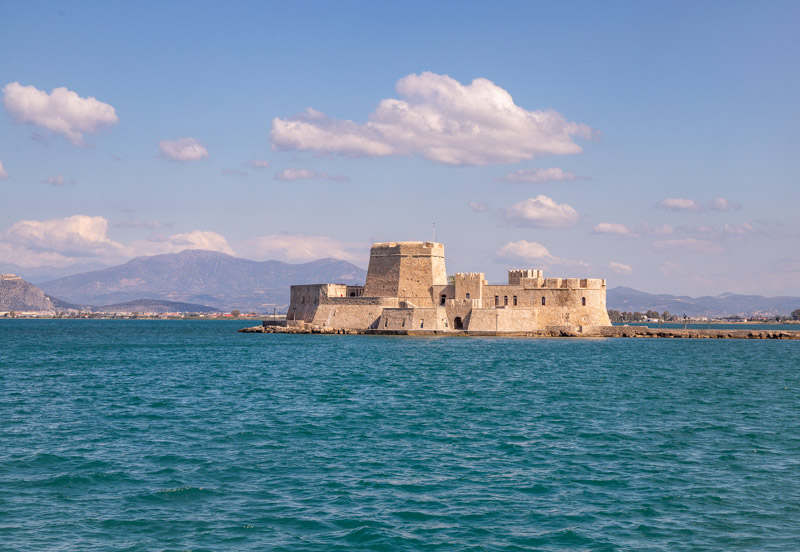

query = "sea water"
[2,319,799,551]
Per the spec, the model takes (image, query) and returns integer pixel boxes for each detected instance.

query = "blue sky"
[1,1,798,296]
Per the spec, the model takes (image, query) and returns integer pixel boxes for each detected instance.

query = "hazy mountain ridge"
[39,249,367,311]
[93,299,219,314]
[607,286,800,317]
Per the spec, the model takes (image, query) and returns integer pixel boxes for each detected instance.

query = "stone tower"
[363,241,446,307]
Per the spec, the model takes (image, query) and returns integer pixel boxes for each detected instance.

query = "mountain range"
[38,249,367,312]
[606,286,800,318]
[4,250,799,316]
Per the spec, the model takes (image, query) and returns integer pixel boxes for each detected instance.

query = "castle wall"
[363,242,446,307]
[285,242,611,332]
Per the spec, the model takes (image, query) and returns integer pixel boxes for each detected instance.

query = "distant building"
[287,241,611,333]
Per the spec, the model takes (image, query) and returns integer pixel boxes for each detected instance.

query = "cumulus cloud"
[504,195,580,229]
[656,197,739,212]
[2,82,118,146]
[653,238,724,253]
[0,215,126,267]
[274,168,349,182]
[494,167,577,184]
[0,161,7,179]
[43,173,76,186]
[592,222,632,235]
[497,239,587,267]
[609,262,633,274]
[271,72,593,166]
[248,159,271,169]
[0,214,234,268]
[242,234,366,263]
[159,138,209,162]
[469,201,489,212]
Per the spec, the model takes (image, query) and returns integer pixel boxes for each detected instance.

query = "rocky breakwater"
[591,326,800,339]
[238,324,365,335]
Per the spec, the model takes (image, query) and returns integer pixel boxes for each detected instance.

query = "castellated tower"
[363,241,446,307]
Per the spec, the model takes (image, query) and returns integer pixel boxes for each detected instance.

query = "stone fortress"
[287,241,611,334]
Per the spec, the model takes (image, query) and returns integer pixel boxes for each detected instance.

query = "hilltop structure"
[287,241,611,333]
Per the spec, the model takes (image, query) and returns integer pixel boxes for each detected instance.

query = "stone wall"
[363,241,446,307]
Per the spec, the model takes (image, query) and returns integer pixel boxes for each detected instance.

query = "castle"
[286,241,611,334]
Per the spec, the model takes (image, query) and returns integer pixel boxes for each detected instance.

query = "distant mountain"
[39,249,367,312]
[607,286,800,317]
[93,299,219,314]
[0,273,56,312]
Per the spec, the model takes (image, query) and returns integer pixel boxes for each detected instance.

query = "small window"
[402,319,405,328]
[495,295,499,306]
[541,297,546,306]
[445,320,448,328]
[466,293,470,299]
[513,296,518,306]
[440,294,446,305]
[504,296,508,306]
[384,319,388,328]
[582,297,586,306]
[420,320,424,328]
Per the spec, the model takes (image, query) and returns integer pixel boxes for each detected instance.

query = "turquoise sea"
[2,320,799,551]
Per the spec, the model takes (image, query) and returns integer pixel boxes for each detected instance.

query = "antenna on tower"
[432,222,436,243]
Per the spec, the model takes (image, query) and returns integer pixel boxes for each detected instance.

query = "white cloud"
[495,167,576,183]
[609,262,633,274]
[131,230,234,257]
[708,197,740,211]
[592,222,632,235]
[654,238,724,253]
[275,168,349,182]
[271,72,593,166]
[248,159,271,169]
[43,173,76,186]
[497,239,587,267]
[242,234,366,263]
[723,222,754,235]
[159,138,209,162]
[2,82,118,146]
[0,215,126,267]
[657,198,700,211]
[656,197,739,212]
[0,161,7,179]
[504,195,580,229]
[468,201,489,212]
[0,215,234,268]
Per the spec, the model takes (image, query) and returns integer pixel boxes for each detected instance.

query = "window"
[384,319,388,328]
[420,320,424,328]
[504,296,508,306]
[541,297,546,306]
[513,296,518,306]
[466,293,470,299]
[582,297,586,306]
[495,295,499,306]
[440,294,446,305]
[402,319,405,328]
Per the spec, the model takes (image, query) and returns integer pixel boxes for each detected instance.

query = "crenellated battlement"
[508,269,543,285]
[518,277,606,289]
[286,240,611,332]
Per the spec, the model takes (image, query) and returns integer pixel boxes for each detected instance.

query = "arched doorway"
[453,316,463,329]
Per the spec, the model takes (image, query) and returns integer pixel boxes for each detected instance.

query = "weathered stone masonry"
[287,241,612,333]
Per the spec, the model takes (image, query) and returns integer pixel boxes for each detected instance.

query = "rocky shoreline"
[239,324,800,339]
